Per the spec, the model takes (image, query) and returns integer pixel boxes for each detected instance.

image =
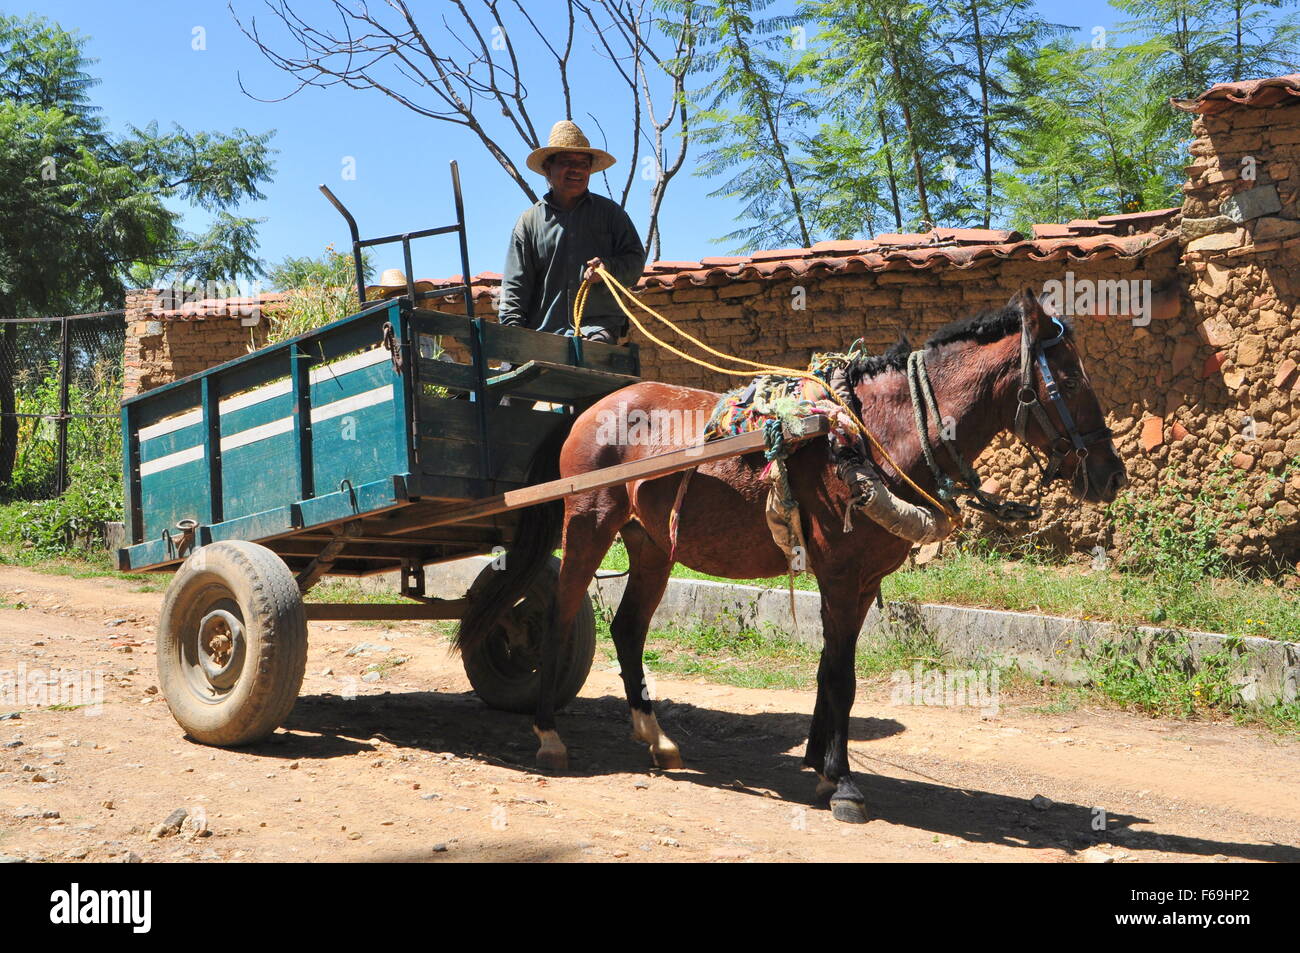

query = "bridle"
[905,313,1113,522]
[1013,315,1114,498]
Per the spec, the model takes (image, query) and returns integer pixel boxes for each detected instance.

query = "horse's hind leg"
[612,521,682,769]
[533,491,627,772]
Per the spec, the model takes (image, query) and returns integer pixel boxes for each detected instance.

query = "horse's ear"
[1014,286,1044,340]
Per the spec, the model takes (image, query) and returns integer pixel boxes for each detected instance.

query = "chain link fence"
[0,311,125,501]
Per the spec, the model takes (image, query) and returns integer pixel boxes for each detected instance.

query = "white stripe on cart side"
[135,347,392,443]
[137,383,395,477]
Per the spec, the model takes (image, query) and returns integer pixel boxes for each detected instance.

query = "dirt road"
[0,565,1296,863]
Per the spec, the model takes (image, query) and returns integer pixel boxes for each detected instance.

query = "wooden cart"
[118,166,827,746]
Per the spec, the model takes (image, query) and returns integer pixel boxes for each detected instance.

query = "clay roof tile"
[1172,73,1300,114]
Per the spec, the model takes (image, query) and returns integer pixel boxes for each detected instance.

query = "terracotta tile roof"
[631,212,1178,291]
[138,211,1180,317]
[1172,73,1300,114]
[145,292,289,320]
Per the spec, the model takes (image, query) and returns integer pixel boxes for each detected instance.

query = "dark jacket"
[498,190,646,335]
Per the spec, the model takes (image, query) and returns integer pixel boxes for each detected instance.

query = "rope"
[574,267,962,527]
[762,417,787,463]
[908,348,1043,522]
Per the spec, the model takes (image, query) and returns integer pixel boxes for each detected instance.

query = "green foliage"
[4,357,120,499]
[0,12,275,315]
[690,0,1300,244]
[0,449,122,554]
[0,12,276,491]
[0,356,122,552]
[1000,38,1187,228]
[690,0,816,251]
[1084,630,1246,719]
[262,245,372,345]
[1105,453,1248,582]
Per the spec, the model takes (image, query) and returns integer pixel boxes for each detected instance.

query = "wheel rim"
[178,584,248,704]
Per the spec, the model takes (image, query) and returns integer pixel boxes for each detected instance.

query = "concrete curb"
[410,557,1299,707]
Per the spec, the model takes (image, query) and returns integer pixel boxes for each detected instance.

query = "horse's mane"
[847,337,911,383]
[926,304,1024,347]
[847,303,1073,385]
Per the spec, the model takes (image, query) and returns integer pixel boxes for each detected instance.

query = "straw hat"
[526,120,616,175]
[366,268,435,300]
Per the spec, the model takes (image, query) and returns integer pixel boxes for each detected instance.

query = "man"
[498,120,647,344]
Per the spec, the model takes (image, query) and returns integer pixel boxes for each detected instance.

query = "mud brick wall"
[122,289,270,398]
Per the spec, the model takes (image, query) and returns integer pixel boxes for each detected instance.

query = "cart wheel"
[460,556,596,714]
[157,541,308,747]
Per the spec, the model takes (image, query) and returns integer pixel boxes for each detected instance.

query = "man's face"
[545,151,592,202]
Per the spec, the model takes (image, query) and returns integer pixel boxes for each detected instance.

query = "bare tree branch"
[228,0,696,254]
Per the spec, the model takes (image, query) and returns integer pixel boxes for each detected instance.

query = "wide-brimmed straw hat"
[366,268,435,300]
[526,120,616,175]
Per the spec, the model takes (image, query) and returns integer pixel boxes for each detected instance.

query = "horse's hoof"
[533,727,568,773]
[651,745,684,770]
[831,798,869,824]
[536,747,569,773]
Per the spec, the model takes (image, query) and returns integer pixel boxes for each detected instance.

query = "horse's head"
[1008,288,1126,504]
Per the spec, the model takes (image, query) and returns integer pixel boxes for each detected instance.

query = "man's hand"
[583,257,605,283]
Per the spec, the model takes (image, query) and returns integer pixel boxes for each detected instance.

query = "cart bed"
[118,299,639,575]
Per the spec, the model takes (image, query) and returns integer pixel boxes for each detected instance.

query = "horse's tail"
[453,418,572,657]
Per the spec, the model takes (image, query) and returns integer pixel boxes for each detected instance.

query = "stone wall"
[1170,89,1300,564]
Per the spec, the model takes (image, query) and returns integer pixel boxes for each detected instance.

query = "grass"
[608,615,821,691]
[594,599,965,694]
[304,579,407,605]
[599,540,1300,642]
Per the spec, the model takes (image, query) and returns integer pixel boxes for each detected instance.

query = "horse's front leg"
[805,584,876,823]
[534,495,626,771]
[612,521,681,768]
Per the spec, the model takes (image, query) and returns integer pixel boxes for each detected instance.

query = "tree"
[999,40,1183,228]
[262,246,374,345]
[1220,0,1300,81]
[803,0,976,234]
[1111,1,1300,130]
[231,0,705,260]
[0,14,276,491]
[937,0,1069,227]
[689,0,815,251]
[997,1,1300,229]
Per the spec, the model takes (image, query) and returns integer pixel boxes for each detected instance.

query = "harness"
[907,315,1113,522]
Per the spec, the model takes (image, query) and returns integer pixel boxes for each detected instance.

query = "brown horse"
[457,289,1126,823]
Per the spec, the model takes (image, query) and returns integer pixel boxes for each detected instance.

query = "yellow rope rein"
[574,266,962,526]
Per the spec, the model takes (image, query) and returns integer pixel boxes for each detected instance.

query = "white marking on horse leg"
[533,726,568,772]
[630,710,683,769]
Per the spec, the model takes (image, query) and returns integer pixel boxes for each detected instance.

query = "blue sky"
[20,0,1129,286]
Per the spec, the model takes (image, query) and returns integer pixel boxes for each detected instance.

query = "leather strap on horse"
[667,466,694,562]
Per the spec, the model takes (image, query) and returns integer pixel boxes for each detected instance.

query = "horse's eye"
[1061,377,1080,395]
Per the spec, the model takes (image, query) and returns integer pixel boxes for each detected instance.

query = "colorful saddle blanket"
[702,351,862,455]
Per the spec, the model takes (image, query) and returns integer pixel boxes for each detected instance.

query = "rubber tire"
[460,556,596,714]
[157,541,308,747]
